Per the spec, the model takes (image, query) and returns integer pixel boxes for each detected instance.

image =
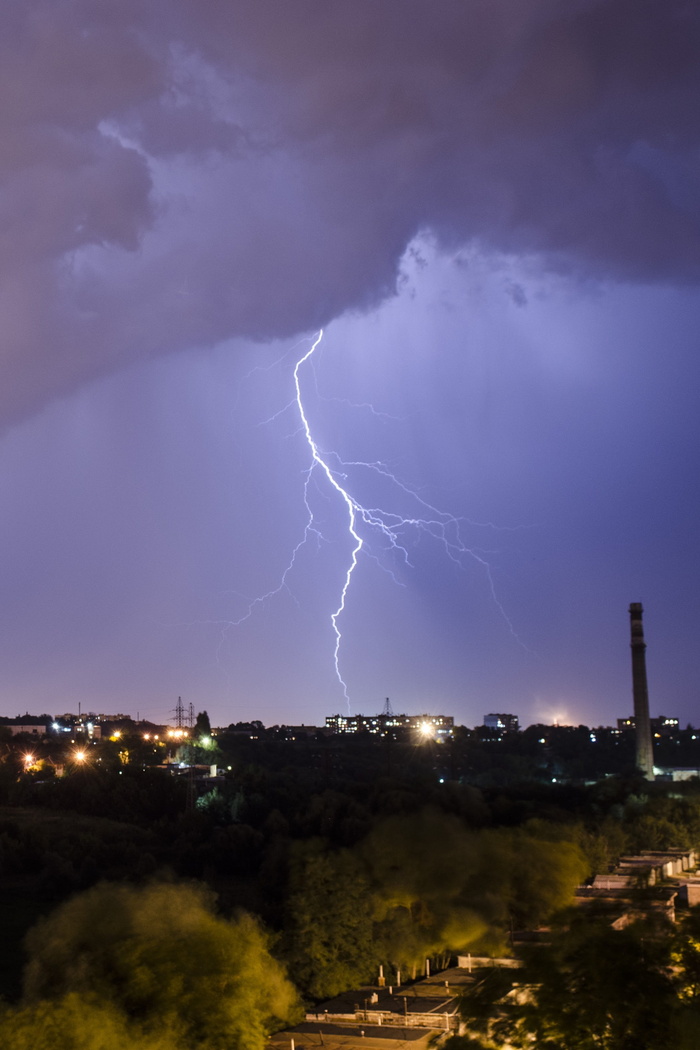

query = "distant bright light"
[419,722,434,738]
[201,736,211,747]
[74,750,86,762]
[23,754,34,767]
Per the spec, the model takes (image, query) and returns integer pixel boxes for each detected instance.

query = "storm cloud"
[2,0,699,428]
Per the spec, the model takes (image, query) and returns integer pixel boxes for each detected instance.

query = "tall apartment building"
[325,712,454,738]
[483,713,519,733]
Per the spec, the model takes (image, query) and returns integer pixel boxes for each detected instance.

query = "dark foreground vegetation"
[1,722,700,1048]
[448,908,700,1049]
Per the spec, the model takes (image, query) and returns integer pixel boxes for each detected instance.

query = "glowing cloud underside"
[225,330,513,707]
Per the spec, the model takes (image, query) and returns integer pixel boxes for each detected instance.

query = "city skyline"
[1,3,699,729]
[0,708,691,734]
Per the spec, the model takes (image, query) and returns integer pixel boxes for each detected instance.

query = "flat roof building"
[483,713,519,733]
[325,713,453,738]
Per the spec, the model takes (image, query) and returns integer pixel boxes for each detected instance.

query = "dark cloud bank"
[2,0,699,428]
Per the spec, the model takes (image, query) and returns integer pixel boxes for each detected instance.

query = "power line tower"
[382,697,394,717]
[186,699,196,814]
[172,697,196,813]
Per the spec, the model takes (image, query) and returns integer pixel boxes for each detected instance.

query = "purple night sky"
[1,1,699,730]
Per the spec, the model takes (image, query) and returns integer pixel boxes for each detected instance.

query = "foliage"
[0,994,170,1050]
[673,908,700,1003]
[432,1037,492,1050]
[23,881,301,1050]
[281,808,587,996]
[195,711,212,740]
[359,809,587,974]
[12,765,187,824]
[459,914,681,1050]
[485,825,590,928]
[5,754,700,1014]
[363,809,491,971]
[284,840,376,998]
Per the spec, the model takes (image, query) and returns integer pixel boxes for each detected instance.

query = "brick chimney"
[629,602,654,779]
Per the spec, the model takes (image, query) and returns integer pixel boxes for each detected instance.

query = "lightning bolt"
[201,328,526,706]
[291,330,525,702]
[293,330,363,699]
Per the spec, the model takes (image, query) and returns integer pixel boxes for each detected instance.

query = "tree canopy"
[457,910,700,1050]
[20,881,301,1050]
[282,808,588,996]
[285,839,376,998]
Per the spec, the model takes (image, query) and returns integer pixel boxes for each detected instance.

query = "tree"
[362,809,494,973]
[195,710,212,741]
[459,914,677,1050]
[360,809,587,972]
[669,908,700,1044]
[483,825,590,929]
[23,880,301,1050]
[284,840,377,998]
[0,995,169,1050]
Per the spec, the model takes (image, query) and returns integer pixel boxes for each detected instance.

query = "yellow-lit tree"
[18,881,301,1050]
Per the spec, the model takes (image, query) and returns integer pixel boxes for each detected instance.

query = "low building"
[7,724,50,736]
[576,848,698,927]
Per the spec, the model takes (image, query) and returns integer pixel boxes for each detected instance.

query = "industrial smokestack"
[629,602,654,779]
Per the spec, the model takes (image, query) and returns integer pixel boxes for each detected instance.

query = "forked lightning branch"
[224,330,508,706]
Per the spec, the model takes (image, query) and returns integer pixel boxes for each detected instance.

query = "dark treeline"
[6,716,700,788]
[3,737,700,978]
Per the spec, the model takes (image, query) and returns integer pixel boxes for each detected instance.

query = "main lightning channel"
[190,328,525,707]
[291,330,524,702]
[294,329,362,698]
